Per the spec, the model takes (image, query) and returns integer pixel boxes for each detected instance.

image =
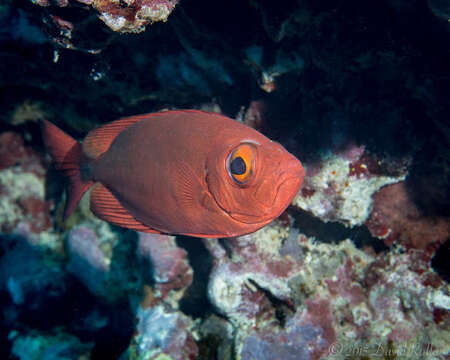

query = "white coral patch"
[98,13,127,32]
[208,269,246,316]
[137,4,171,22]
[0,169,44,227]
[428,289,450,310]
[294,154,405,226]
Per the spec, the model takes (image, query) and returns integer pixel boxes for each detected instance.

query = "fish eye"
[227,143,255,184]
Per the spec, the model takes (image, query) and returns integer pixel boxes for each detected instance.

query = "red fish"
[41,110,304,238]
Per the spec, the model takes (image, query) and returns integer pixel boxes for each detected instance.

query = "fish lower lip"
[229,175,301,224]
[279,176,301,196]
[276,172,301,196]
[270,174,302,211]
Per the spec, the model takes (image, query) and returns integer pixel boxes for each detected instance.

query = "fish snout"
[286,157,305,184]
[277,159,304,196]
[281,157,305,195]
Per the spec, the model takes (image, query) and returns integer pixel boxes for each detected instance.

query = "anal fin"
[90,184,161,233]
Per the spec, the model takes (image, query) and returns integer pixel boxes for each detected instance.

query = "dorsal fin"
[82,110,226,159]
[83,115,150,159]
[90,183,161,233]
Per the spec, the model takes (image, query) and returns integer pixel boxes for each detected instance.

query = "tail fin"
[41,120,93,220]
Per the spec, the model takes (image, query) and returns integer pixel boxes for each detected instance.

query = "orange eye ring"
[227,143,255,184]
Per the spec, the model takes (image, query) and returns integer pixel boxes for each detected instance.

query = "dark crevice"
[247,279,295,328]
[176,236,215,318]
[218,238,234,260]
[288,206,390,253]
[431,238,450,282]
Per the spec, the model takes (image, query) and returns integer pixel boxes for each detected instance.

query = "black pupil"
[230,156,246,175]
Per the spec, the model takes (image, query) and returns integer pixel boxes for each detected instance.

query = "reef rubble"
[30,0,179,33]
[205,223,450,360]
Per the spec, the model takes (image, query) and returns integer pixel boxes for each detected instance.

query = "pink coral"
[326,258,366,306]
[93,0,179,33]
[0,132,45,175]
[204,233,304,339]
[364,251,441,342]
[0,132,52,235]
[129,305,198,360]
[66,226,109,297]
[241,298,336,360]
[137,233,193,302]
[366,182,450,252]
[31,0,178,34]
[206,225,449,359]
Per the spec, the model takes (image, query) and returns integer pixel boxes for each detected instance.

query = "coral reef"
[121,234,196,359]
[123,305,198,360]
[93,0,179,33]
[29,0,178,33]
[366,182,450,252]
[293,145,408,227]
[206,224,450,359]
[66,225,111,297]
[137,233,193,306]
[205,225,296,328]
[0,132,60,248]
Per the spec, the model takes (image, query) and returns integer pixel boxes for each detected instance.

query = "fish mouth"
[228,173,302,225]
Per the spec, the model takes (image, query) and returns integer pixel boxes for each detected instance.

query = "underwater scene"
[1,0,449,359]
